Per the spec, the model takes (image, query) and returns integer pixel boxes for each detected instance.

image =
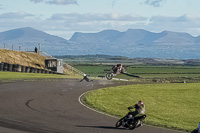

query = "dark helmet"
[138,100,143,105]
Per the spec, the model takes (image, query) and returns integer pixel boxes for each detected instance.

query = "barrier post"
[8,64,13,71]
[3,63,8,71]
[0,63,4,71]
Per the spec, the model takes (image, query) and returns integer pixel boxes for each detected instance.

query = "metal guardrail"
[0,62,56,74]
[63,63,84,76]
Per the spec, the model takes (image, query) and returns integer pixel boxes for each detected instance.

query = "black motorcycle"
[105,67,126,80]
[115,109,146,130]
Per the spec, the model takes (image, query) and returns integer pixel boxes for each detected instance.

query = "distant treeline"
[54,54,130,60]
[54,54,200,66]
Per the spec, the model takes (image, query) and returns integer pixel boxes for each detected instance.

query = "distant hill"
[69,29,200,59]
[0,27,70,55]
[69,29,197,44]
[1,27,200,59]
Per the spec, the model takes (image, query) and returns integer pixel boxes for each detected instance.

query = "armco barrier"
[25,67,30,73]
[3,63,8,71]
[8,64,12,71]
[21,66,26,73]
[37,69,41,73]
[30,67,35,73]
[16,65,21,72]
[41,69,45,74]
[0,63,4,71]
[12,64,18,72]
[0,63,58,75]
[45,70,49,74]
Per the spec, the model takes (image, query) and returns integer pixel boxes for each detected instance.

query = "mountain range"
[1,27,200,59]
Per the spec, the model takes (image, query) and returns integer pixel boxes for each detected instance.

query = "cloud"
[49,13,147,22]
[30,0,78,5]
[46,0,77,5]
[175,14,200,22]
[30,0,44,3]
[0,12,34,19]
[147,14,200,36]
[1,11,200,39]
[112,0,118,8]
[150,14,200,23]
[144,0,165,7]
[0,4,3,10]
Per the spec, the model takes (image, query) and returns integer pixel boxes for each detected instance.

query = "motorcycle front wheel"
[106,73,113,80]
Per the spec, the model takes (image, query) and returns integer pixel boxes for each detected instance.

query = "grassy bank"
[82,83,199,132]
[0,49,46,69]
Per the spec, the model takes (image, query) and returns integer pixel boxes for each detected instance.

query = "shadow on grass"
[122,73,140,78]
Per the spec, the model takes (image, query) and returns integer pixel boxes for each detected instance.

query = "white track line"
[112,78,129,81]
[78,91,118,119]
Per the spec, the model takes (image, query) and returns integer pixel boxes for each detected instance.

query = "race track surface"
[0,79,185,133]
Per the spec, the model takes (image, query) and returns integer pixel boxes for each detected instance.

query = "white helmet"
[83,74,86,77]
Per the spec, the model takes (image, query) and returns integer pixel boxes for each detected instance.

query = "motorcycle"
[115,109,146,130]
[105,67,125,80]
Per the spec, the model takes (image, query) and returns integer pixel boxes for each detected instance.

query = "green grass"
[82,83,200,132]
[129,66,200,74]
[0,71,80,81]
[74,65,111,77]
[73,65,200,82]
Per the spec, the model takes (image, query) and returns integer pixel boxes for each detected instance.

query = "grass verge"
[82,83,199,132]
[0,71,81,81]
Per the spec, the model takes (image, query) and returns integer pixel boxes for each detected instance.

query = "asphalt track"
[0,79,185,133]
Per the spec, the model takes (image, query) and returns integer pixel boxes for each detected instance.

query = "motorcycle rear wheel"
[115,120,122,128]
[129,123,135,130]
[129,121,138,130]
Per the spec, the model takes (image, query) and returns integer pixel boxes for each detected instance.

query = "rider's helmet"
[117,64,122,67]
[198,122,200,128]
[138,100,143,105]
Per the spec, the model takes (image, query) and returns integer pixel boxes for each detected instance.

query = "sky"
[0,0,200,39]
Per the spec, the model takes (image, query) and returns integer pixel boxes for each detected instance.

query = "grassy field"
[73,65,200,82]
[82,83,199,132]
[0,71,80,81]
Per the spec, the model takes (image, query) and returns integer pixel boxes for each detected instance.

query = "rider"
[128,100,145,116]
[191,122,200,133]
[112,64,123,74]
[112,65,118,74]
[117,64,123,71]
[80,74,93,82]
[128,100,146,125]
